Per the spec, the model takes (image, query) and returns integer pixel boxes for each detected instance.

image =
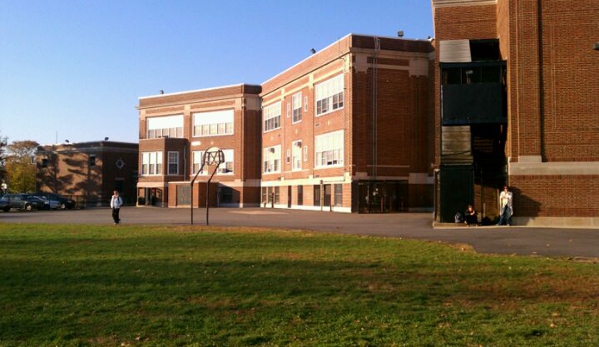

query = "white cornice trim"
[509,161,599,176]
[432,0,496,8]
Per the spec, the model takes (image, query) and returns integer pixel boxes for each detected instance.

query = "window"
[292,92,302,122]
[263,145,281,173]
[192,151,207,175]
[216,149,234,174]
[292,140,302,171]
[263,102,281,132]
[315,74,344,116]
[89,155,96,167]
[313,185,321,206]
[168,151,179,175]
[142,152,163,176]
[315,130,344,168]
[193,109,234,137]
[334,184,343,207]
[41,158,48,168]
[297,185,303,206]
[146,115,183,139]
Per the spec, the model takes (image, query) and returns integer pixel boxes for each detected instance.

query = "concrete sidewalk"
[1,207,598,259]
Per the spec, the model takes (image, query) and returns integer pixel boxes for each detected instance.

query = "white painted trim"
[139,83,248,100]
[509,161,599,176]
[432,0,496,8]
[513,216,599,229]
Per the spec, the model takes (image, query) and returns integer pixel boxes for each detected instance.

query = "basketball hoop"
[203,147,224,166]
[191,147,225,225]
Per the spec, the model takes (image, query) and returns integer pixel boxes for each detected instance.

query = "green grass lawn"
[0,224,598,347]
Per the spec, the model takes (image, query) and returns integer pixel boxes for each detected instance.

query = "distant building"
[136,84,262,208]
[36,141,139,206]
[432,0,599,226]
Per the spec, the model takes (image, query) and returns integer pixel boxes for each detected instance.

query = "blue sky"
[0,0,433,145]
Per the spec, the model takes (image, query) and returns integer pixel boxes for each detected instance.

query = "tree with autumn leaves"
[4,140,39,193]
[0,133,6,191]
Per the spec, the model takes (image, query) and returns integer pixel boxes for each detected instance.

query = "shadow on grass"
[1,227,599,346]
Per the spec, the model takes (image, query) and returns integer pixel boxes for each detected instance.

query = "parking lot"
[1,206,599,259]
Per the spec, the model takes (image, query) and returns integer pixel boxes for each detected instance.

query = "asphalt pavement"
[1,206,598,259]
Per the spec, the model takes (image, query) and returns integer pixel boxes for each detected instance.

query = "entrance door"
[288,186,292,208]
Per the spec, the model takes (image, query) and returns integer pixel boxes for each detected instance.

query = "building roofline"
[261,33,433,86]
[138,83,261,100]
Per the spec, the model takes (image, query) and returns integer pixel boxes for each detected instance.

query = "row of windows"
[264,130,344,173]
[263,74,345,133]
[146,110,235,139]
[145,74,345,139]
[141,150,234,176]
[142,130,343,176]
[261,184,343,207]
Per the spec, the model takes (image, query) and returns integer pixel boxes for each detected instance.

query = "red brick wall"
[511,175,599,217]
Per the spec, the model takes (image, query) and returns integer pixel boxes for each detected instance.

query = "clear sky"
[0,0,433,146]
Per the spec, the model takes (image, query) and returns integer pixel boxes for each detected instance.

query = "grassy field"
[0,223,598,347]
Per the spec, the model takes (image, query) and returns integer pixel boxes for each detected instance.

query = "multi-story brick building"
[136,84,262,208]
[136,35,435,213]
[37,141,139,206]
[260,34,434,213]
[432,0,599,226]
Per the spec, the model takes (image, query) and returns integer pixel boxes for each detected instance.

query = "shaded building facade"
[37,141,139,206]
[432,0,599,226]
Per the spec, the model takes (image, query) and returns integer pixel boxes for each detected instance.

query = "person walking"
[110,190,123,225]
[497,186,513,226]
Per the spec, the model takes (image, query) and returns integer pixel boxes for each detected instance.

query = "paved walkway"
[1,207,598,259]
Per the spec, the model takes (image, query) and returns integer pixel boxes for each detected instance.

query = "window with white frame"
[292,140,302,171]
[192,151,207,175]
[146,115,183,139]
[193,109,234,137]
[168,151,179,175]
[141,152,163,176]
[315,130,344,168]
[315,74,344,116]
[263,102,281,132]
[217,149,234,174]
[292,92,302,123]
[263,145,281,173]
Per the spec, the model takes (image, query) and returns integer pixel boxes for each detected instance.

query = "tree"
[0,133,7,191]
[5,140,39,193]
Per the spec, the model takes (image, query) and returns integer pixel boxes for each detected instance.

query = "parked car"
[33,192,76,209]
[37,195,62,210]
[0,194,47,212]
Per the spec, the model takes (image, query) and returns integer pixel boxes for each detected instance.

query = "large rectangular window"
[217,149,234,174]
[292,140,302,171]
[315,75,344,116]
[263,145,281,173]
[334,184,343,207]
[292,92,302,123]
[263,102,281,132]
[146,115,183,139]
[315,130,344,168]
[168,151,179,175]
[193,109,234,137]
[192,151,207,176]
[141,152,163,176]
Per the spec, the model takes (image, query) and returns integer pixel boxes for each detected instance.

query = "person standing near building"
[110,190,123,225]
[497,186,513,226]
